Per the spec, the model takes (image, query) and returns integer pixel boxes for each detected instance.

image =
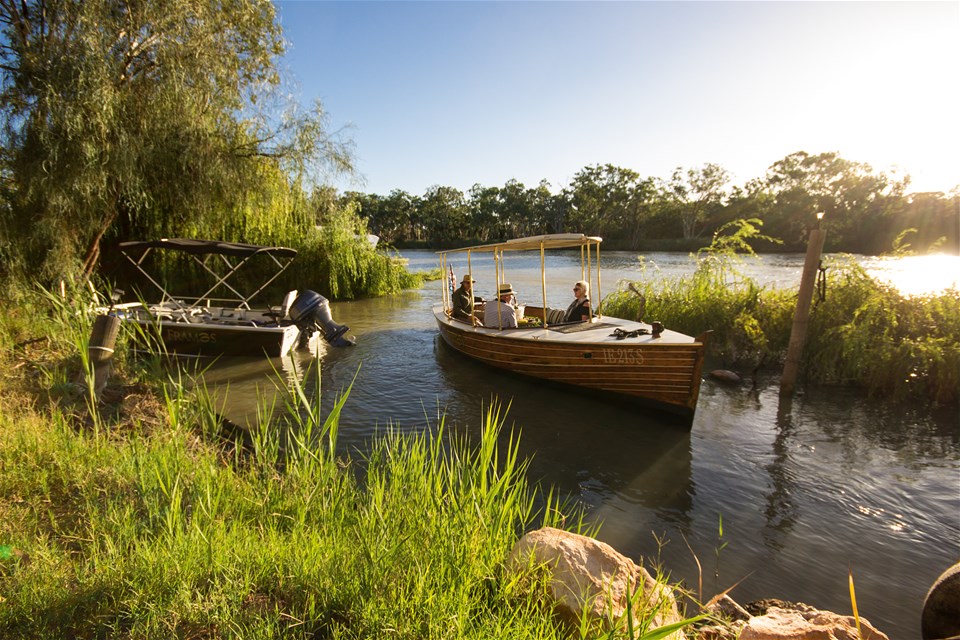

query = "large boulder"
[507,527,684,637]
[923,562,960,640]
[739,606,889,640]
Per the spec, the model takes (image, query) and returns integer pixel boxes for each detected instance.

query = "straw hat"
[498,283,516,297]
[461,275,475,284]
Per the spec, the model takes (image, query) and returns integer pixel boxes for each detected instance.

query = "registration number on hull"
[602,348,644,365]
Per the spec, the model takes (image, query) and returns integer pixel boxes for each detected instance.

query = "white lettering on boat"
[167,330,217,344]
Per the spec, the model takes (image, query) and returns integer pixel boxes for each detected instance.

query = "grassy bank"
[602,252,960,405]
[0,287,708,639]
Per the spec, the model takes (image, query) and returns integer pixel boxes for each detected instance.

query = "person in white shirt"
[490,283,518,329]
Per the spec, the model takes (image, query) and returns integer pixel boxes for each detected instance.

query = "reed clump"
[0,286,707,639]
[603,253,960,405]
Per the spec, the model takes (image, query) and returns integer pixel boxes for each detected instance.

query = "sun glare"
[860,255,960,297]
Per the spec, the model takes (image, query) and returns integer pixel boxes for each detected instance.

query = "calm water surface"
[204,251,959,639]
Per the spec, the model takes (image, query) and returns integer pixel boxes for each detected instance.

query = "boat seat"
[545,308,567,325]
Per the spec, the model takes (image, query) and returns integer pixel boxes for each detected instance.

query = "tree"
[419,185,466,245]
[663,163,730,240]
[467,184,502,242]
[566,164,652,246]
[761,151,904,251]
[0,0,352,282]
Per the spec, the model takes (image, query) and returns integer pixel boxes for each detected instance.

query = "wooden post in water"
[780,213,826,397]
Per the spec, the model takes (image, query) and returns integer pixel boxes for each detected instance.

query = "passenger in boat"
[563,280,591,322]
[452,275,478,322]
[490,283,519,329]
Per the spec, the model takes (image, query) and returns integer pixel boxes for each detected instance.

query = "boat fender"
[289,290,355,347]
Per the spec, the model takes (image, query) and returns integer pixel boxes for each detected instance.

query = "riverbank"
[3,275,955,637]
[1,326,898,639]
[1,308,717,638]
[601,253,960,405]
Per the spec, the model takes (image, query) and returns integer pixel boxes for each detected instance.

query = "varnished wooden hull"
[434,306,707,423]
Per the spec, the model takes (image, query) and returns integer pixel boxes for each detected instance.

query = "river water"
[204,250,959,639]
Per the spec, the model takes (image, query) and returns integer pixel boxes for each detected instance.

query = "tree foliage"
[0,0,352,282]
[343,151,957,255]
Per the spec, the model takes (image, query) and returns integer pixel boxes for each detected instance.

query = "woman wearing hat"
[490,283,519,329]
[563,280,591,323]
[452,274,478,322]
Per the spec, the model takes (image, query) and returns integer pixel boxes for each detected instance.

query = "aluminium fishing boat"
[434,234,710,423]
[103,238,354,357]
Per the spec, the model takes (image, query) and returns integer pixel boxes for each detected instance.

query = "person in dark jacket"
[452,275,478,322]
[563,280,591,322]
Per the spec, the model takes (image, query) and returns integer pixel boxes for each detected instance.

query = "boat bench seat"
[524,306,567,325]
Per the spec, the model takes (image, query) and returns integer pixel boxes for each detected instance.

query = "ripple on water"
[200,259,958,640]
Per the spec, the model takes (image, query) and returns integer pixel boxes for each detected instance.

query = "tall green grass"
[1,286,707,639]
[602,252,960,404]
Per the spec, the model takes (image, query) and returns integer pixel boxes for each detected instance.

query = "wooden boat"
[101,239,354,357]
[434,234,710,423]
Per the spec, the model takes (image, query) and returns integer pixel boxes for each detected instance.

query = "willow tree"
[0,0,352,282]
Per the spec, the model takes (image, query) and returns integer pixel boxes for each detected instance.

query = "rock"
[696,621,747,640]
[745,599,816,616]
[508,527,683,637]
[705,593,751,622]
[739,606,889,640]
[709,369,743,384]
[923,562,960,640]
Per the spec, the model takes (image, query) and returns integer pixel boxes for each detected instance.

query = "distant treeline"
[342,152,959,254]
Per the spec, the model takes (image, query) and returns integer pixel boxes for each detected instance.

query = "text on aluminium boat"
[433,233,711,423]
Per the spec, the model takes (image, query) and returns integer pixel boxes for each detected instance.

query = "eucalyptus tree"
[663,163,731,240]
[566,164,653,247]
[419,185,467,246]
[762,151,904,251]
[499,179,542,237]
[351,189,418,245]
[467,184,502,242]
[0,0,352,282]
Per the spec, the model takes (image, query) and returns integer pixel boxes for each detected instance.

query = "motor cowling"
[289,290,355,347]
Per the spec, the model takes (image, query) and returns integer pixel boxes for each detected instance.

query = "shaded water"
[205,251,959,639]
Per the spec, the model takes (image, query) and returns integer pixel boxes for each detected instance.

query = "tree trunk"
[81,207,119,281]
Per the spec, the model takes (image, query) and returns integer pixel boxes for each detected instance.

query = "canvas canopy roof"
[436,233,602,255]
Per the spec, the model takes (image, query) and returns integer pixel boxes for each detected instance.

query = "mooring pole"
[88,314,121,402]
[780,213,826,397]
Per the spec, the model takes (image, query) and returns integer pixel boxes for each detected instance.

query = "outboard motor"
[289,290,355,347]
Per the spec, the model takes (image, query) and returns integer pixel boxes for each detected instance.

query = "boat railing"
[118,239,297,310]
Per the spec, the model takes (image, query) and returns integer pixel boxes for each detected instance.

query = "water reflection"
[192,252,959,639]
[762,397,799,551]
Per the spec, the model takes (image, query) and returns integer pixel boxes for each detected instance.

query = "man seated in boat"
[563,280,592,323]
[489,283,519,329]
[452,275,478,323]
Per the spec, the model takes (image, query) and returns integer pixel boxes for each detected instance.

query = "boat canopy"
[118,239,298,309]
[118,238,297,259]
[436,233,602,254]
[437,233,605,325]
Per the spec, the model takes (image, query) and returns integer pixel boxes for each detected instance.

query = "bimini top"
[437,233,602,254]
[118,238,298,259]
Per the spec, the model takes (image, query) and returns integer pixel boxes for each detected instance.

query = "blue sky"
[276,1,959,196]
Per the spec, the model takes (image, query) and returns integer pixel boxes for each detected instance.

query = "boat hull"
[109,303,304,357]
[150,321,301,357]
[434,307,707,423]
